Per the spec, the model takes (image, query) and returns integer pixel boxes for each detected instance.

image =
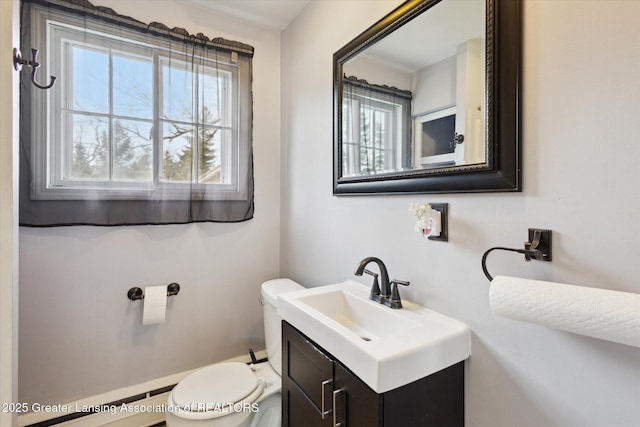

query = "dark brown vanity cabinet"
[282,321,464,427]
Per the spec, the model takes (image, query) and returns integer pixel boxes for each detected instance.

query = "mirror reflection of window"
[342,77,412,177]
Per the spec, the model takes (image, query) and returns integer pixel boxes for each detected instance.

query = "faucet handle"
[363,268,377,278]
[389,280,410,309]
[390,279,410,288]
[363,268,381,299]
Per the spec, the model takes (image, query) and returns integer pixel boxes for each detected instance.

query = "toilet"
[165,279,303,427]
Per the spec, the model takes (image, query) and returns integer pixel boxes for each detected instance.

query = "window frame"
[28,5,249,201]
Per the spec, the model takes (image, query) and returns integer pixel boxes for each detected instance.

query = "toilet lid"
[171,362,261,411]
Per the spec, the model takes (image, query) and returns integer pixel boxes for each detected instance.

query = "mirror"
[333,0,521,195]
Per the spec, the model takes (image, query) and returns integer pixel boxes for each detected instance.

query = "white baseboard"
[18,350,267,427]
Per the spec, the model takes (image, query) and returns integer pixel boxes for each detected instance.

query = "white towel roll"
[490,276,640,348]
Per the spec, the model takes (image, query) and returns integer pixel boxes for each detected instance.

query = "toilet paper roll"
[142,285,168,325]
[490,276,640,348]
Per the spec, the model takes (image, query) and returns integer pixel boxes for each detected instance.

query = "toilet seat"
[168,362,264,421]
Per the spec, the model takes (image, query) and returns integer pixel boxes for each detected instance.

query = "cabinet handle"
[333,388,346,427]
[321,379,333,419]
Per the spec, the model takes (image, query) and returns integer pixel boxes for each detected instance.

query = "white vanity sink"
[278,280,470,393]
[296,287,421,341]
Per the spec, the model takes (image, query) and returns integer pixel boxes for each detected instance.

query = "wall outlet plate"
[428,203,448,242]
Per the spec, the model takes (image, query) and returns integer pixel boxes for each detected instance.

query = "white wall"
[19,0,282,405]
[281,1,640,426]
[412,55,457,115]
[343,55,412,91]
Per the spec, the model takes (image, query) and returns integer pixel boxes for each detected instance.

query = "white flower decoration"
[409,202,433,237]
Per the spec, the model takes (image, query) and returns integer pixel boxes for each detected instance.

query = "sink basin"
[278,280,470,393]
[297,289,420,341]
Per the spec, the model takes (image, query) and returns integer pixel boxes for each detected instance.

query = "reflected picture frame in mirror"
[333,0,521,195]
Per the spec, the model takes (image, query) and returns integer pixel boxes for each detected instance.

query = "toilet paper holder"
[481,229,552,281]
[127,283,180,301]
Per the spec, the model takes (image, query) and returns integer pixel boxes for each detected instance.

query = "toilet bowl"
[165,279,303,427]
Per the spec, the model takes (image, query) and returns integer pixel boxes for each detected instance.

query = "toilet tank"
[261,279,303,375]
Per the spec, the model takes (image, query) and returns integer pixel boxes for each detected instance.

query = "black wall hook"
[481,229,552,281]
[13,48,57,90]
[127,283,181,301]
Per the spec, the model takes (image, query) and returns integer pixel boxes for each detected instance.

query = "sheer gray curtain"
[20,0,254,226]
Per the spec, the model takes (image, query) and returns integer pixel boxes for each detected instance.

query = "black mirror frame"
[333,0,521,195]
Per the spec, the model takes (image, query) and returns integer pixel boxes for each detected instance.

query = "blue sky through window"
[66,40,229,184]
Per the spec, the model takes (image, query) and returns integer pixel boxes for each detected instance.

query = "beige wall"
[281,1,640,426]
[18,0,283,405]
[0,0,20,425]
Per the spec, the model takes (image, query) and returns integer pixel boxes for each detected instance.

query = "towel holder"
[481,229,552,281]
[127,283,180,301]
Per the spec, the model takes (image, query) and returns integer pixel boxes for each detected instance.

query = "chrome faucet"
[354,257,409,309]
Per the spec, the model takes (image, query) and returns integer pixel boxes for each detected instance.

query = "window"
[37,18,242,201]
[343,95,396,176]
[341,78,411,177]
[20,0,254,226]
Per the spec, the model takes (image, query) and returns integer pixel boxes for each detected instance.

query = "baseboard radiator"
[18,351,266,427]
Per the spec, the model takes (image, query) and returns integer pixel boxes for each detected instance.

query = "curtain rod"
[24,0,255,57]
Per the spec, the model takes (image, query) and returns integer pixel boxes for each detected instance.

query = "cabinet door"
[334,361,382,427]
[383,361,464,427]
[282,321,334,427]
